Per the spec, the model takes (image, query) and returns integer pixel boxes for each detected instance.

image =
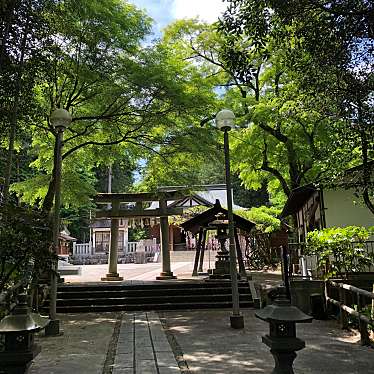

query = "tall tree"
[10,3,221,211]
[219,0,374,212]
[0,0,53,202]
[163,19,336,203]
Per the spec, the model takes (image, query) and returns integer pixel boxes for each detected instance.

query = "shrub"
[0,203,54,293]
[306,226,374,279]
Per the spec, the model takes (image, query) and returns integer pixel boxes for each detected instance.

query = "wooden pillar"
[156,197,176,280]
[357,292,370,346]
[101,200,123,281]
[198,229,207,273]
[234,227,247,278]
[192,228,203,276]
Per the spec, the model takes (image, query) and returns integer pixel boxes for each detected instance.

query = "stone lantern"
[0,290,49,374]
[255,289,313,374]
[208,214,231,279]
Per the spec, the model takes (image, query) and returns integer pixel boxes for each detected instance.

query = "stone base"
[101,273,123,282]
[209,273,231,280]
[0,344,41,373]
[156,272,177,280]
[245,272,252,281]
[45,319,63,336]
[230,314,245,329]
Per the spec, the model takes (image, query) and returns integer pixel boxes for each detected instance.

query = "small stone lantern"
[255,289,312,374]
[0,290,50,374]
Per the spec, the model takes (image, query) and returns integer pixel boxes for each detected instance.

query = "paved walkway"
[30,309,373,374]
[161,309,374,374]
[113,312,179,374]
[28,268,373,374]
[63,262,196,283]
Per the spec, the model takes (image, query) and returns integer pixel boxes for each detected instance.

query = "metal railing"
[325,280,373,346]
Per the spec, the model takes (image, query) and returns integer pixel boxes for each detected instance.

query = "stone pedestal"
[209,250,231,279]
[262,335,305,374]
[101,272,123,281]
[156,272,177,280]
[230,314,244,329]
[44,319,63,336]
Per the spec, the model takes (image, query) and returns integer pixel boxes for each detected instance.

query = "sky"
[128,0,228,34]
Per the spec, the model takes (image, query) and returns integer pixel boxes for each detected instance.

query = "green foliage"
[347,305,374,333]
[128,227,148,242]
[306,226,374,279]
[219,0,374,213]
[235,206,281,233]
[0,203,54,293]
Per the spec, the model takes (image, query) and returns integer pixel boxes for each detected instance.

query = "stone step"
[57,280,249,292]
[57,286,250,299]
[55,293,252,306]
[52,280,255,313]
[53,300,254,313]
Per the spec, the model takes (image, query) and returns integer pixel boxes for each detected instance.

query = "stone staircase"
[51,280,254,313]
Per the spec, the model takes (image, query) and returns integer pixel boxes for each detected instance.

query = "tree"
[219,0,374,212]
[10,4,223,213]
[0,0,54,202]
[165,18,337,204]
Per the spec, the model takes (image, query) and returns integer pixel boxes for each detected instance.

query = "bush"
[0,203,54,293]
[306,226,374,279]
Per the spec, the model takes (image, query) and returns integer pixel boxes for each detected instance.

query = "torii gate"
[94,191,185,281]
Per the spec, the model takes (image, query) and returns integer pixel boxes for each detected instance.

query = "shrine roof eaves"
[181,201,255,235]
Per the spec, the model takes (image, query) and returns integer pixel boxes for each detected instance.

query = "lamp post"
[215,109,244,329]
[45,108,72,336]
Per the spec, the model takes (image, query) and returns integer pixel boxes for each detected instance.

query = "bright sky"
[128,0,228,33]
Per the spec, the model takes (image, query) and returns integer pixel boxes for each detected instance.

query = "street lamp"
[215,109,244,329]
[45,108,72,336]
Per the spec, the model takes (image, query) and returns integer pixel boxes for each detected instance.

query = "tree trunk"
[358,104,374,215]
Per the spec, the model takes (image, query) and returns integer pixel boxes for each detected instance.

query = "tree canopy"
[1,0,372,237]
[219,0,373,211]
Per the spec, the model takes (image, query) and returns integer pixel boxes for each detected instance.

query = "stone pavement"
[28,268,373,374]
[112,312,179,374]
[30,309,373,374]
[161,309,374,374]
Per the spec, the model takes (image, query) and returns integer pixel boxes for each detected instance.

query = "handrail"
[325,280,373,346]
[329,280,374,300]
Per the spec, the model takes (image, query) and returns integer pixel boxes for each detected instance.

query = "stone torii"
[94,191,186,281]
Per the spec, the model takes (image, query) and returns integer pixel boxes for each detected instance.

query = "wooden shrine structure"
[94,191,186,281]
[181,200,255,277]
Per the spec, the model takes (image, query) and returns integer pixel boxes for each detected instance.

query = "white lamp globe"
[215,109,235,130]
[50,108,72,130]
